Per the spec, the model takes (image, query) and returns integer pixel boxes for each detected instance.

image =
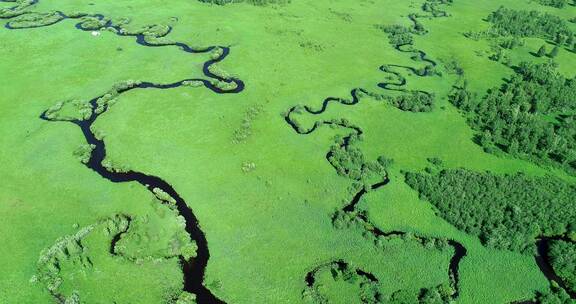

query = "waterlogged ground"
[1,0,576,303]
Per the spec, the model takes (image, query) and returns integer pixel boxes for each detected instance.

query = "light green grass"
[2,0,575,303]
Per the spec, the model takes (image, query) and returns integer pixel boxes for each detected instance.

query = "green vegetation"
[2,0,576,303]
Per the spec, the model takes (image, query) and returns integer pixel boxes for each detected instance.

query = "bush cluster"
[43,99,92,121]
[176,292,197,304]
[328,135,390,186]
[549,239,576,294]
[388,91,435,112]
[440,58,464,75]
[210,47,224,60]
[101,158,130,173]
[241,161,256,173]
[73,144,95,164]
[378,24,413,47]
[182,80,205,88]
[211,79,238,91]
[302,262,381,304]
[208,63,232,79]
[422,0,452,18]
[77,16,108,30]
[152,188,176,205]
[232,104,263,144]
[388,283,454,304]
[0,0,36,18]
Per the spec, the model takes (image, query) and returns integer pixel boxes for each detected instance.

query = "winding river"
[283,2,483,301]
[2,0,244,303]
[4,0,574,302]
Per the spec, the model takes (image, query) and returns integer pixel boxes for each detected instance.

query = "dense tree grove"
[486,7,573,44]
[404,169,576,253]
[549,239,576,294]
[534,285,574,304]
[450,61,576,175]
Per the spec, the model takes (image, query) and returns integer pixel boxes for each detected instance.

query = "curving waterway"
[283,2,472,300]
[1,0,244,303]
[4,0,574,302]
[284,49,468,301]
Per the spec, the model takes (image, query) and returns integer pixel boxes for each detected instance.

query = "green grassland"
[1,0,576,303]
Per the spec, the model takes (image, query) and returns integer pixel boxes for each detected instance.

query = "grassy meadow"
[1,0,575,303]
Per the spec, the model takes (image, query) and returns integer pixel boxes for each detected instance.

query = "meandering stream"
[2,0,244,302]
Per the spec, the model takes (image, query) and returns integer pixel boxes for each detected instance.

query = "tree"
[508,139,520,154]
[555,33,566,45]
[549,46,560,57]
[537,45,547,57]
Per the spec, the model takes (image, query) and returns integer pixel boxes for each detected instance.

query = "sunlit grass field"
[1,0,575,303]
